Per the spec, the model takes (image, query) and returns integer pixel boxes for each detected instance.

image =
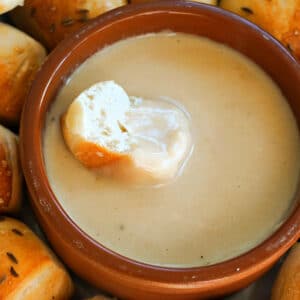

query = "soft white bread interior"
[0,22,46,125]
[0,0,23,14]
[0,125,22,214]
[0,217,74,300]
[62,81,192,185]
[271,243,300,300]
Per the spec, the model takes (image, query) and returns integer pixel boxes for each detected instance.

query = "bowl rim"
[20,0,300,294]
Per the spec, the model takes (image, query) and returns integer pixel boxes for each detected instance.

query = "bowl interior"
[20,0,300,295]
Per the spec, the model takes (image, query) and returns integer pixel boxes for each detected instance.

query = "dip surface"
[44,32,300,267]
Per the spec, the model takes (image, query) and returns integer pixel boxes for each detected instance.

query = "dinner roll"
[271,243,300,300]
[62,81,192,185]
[10,0,127,50]
[0,0,23,14]
[0,22,46,125]
[0,217,74,299]
[219,0,300,60]
[0,125,22,214]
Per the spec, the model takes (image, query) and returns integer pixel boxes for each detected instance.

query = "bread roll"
[0,0,23,14]
[0,217,74,299]
[10,0,127,50]
[0,125,22,214]
[271,243,300,300]
[0,22,46,125]
[62,81,192,185]
[219,0,300,60]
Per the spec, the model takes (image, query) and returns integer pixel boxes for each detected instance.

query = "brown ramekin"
[20,1,300,299]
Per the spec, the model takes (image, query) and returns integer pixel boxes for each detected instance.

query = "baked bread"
[0,125,22,214]
[0,22,46,125]
[271,243,300,300]
[219,0,300,60]
[10,0,127,50]
[62,81,192,185]
[0,0,23,14]
[0,217,74,299]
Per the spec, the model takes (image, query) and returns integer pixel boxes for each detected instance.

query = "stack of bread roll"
[0,0,299,299]
[0,0,128,299]
[0,2,75,298]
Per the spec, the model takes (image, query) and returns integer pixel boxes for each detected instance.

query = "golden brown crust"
[10,0,127,50]
[0,217,74,300]
[0,144,14,208]
[0,23,46,125]
[74,140,130,168]
[0,125,22,214]
[219,0,300,60]
[61,114,129,168]
[0,58,36,126]
[271,243,300,300]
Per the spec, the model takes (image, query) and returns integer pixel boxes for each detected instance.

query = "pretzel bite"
[62,81,192,185]
[0,217,74,300]
[0,125,22,214]
[272,243,300,300]
[0,22,46,125]
[10,0,127,50]
[219,0,300,60]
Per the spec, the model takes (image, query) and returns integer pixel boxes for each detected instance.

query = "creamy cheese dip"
[43,32,300,267]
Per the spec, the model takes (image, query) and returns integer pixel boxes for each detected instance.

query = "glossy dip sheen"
[43,32,300,267]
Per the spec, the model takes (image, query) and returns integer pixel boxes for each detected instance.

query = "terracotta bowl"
[20,1,300,299]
